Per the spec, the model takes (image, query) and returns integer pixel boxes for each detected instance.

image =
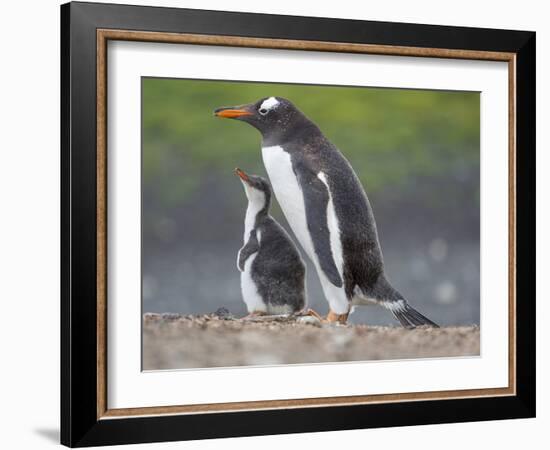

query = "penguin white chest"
[240,254,267,314]
[262,145,349,315]
[261,146,315,260]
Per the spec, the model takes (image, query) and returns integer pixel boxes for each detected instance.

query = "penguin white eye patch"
[259,97,279,113]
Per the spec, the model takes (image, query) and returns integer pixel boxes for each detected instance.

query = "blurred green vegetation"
[142,78,479,208]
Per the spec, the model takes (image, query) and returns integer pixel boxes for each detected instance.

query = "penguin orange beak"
[235,168,249,182]
[214,106,253,119]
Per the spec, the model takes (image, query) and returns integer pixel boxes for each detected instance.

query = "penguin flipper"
[296,169,343,288]
[237,230,260,272]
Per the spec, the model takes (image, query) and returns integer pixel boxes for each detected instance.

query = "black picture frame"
[61,1,535,447]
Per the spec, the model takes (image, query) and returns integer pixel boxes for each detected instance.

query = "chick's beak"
[214,105,253,119]
[234,168,249,182]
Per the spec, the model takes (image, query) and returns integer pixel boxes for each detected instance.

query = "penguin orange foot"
[299,308,348,324]
[301,308,323,321]
[325,309,349,325]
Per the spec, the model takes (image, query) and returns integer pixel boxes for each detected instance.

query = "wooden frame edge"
[97,29,108,419]
[95,28,517,420]
[98,29,515,61]
[100,387,515,419]
[508,55,517,395]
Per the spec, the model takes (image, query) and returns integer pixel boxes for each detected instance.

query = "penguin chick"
[235,168,306,316]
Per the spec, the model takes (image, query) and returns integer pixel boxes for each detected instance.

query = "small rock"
[297,315,322,327]
[143,313,161,322]
[213,307,234,320]
[161,313,182,321]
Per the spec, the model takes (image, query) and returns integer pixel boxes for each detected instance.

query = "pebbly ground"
[142,312,480,370]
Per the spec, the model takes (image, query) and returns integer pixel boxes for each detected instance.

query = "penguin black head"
[215,97,311,144]
[234,168,271,213]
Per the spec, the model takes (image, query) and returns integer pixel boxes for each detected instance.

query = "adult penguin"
[215,97,438,328]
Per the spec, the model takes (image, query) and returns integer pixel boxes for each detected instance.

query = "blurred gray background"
[142,78,480,326]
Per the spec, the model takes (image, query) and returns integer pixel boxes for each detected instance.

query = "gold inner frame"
[96,29,517,420]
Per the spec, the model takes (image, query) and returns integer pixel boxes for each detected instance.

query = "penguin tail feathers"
[384,299,439,329]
